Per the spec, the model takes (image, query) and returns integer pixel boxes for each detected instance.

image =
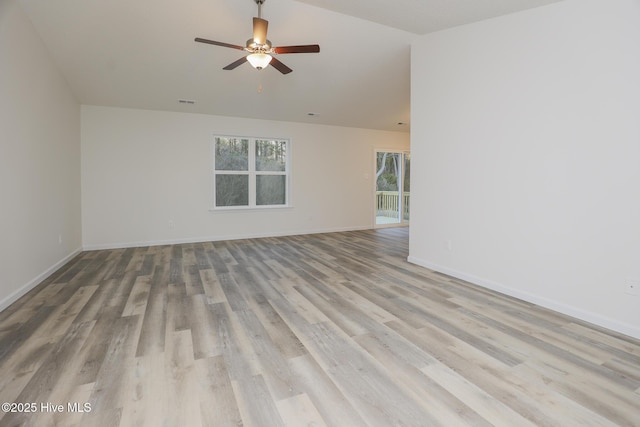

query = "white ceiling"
[293,0,563,35]
[17,0,563,132]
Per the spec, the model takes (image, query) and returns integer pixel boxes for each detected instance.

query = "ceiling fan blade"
[223,56,248,70]
[270,57,293,74]
[273,45,320,54]
[195,38,245,50]
[253,17,269,45]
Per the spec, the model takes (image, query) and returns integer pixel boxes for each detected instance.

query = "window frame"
[211,135,291,211]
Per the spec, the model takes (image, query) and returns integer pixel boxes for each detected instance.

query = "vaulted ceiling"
[17,0,563,132]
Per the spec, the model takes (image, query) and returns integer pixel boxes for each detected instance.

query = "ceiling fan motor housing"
[246,39,272,53]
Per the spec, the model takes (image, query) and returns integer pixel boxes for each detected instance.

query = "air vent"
[178,99,196,105]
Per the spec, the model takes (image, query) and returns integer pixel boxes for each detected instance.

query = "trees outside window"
[213,136,290,209]
[375,150,410,225]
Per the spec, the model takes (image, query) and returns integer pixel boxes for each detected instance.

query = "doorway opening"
[375,150,410,227]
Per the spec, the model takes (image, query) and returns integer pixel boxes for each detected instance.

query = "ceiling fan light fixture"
[247,53,272,70]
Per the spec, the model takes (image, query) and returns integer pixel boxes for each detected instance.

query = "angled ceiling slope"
[17,0,562,132]
[292,0,565,34]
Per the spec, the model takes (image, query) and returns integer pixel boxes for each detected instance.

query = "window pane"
[376,152,400,191]
[216,175,249,207]
[256,175,286,205]
[256,140,287,171]
[215,137,249,171]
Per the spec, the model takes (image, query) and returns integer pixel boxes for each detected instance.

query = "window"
[213,136,290,209]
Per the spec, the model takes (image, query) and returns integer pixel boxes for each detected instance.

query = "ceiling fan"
[195,0,320,74]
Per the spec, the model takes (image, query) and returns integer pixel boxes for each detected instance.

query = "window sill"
[208,205,294,213]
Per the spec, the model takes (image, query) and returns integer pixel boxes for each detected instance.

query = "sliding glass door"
[375,150,410,227]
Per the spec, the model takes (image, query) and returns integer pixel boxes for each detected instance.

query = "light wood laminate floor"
[1,228,639,426]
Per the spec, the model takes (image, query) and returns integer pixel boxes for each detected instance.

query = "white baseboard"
[407,256,640,341]
[82,226,372,251]
[0,248,83,312]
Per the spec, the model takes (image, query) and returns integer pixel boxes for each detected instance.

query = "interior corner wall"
[409,0,640,338]
[80,105,409,249]
[0,0,82,310]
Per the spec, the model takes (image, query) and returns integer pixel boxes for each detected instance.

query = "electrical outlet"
[624,280,640,296]
[168,220,175,229]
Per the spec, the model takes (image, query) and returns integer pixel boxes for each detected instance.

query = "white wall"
[81,106,409,249]
[409,0,640,338]
[0,0,82,309]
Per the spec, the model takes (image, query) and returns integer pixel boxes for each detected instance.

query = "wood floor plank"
[270,277,332,325]
[163,329,202,427]
[196,355,242,427]
[269,298,444,427]
[286,354,369,427]
[0,304,56,361]
[563,321,640,357]
[51,381,95,427]
[276,393,328,427]
[83,314,142,426]
[189,294,223,359]
[0,228,639,426]
[386,318,572,426]
[32,284,98,340]
[513,361,634,426]
[1,320,96,427]
[121,275,152,318]
[250,300,308,361]
[233,308,301,401]
[134,265,168,358]
[0,336,50,425]
[211,302,283,426]
[231,375,285,427]
[294,281,370,337]
[353,332,492,426]
[420,363,538,427]
[119,352,165,427]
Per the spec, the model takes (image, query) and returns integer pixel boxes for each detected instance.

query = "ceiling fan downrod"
[255,0,265,19]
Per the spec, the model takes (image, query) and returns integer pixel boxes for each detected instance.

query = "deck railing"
[376,191,410,220]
